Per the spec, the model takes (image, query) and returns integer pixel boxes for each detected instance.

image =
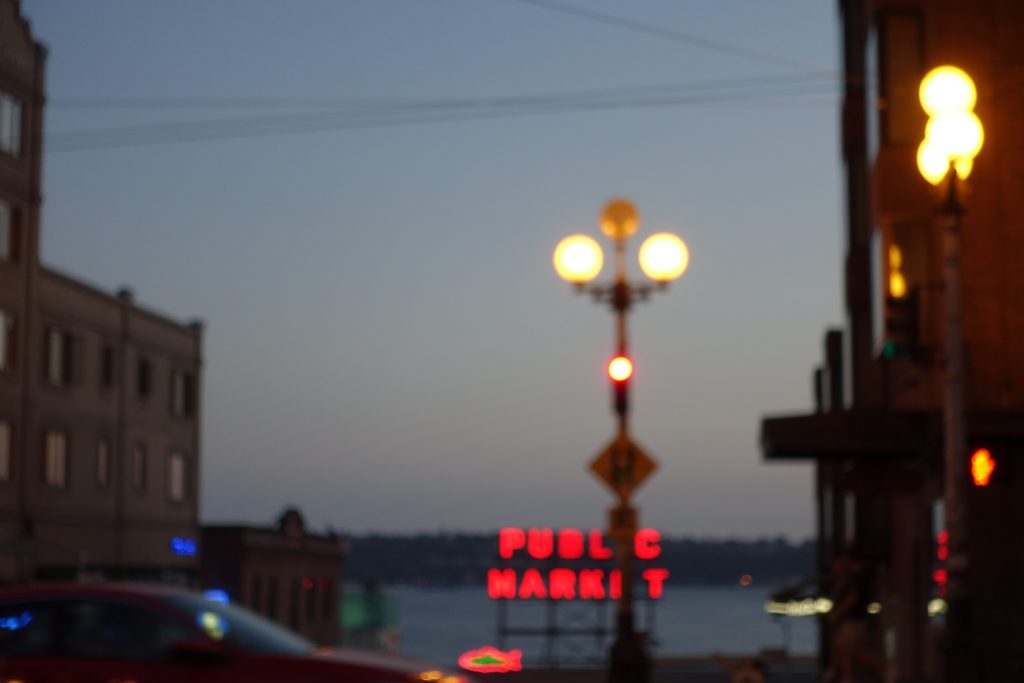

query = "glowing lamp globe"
[608,356,633,382]
[920,66,977,116]
[600,199,639,240]
[553,234,604,284]
[639,233,689,283]
[925,111,984,162]
[917,139,951,185]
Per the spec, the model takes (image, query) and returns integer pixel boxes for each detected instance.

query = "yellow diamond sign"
[590,433,657,501]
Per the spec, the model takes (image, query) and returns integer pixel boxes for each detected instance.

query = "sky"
[19,0,841,539]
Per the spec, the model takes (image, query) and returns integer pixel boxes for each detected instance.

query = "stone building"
[200,509,347,646]
[762,1,1024,681]
[0,0,202,583]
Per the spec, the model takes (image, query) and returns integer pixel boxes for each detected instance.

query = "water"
[394,585,817,666]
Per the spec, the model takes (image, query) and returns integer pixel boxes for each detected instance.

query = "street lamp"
[916,65,984,682]
[553,199,688,683]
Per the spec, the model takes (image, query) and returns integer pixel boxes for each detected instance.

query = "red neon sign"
[498,527,657,561]
[458,646,523,673]
[489,527,668,601]
[934,529,949,598]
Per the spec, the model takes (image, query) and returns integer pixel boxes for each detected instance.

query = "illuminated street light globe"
[925,111,984,164]
[917,65,983,185]
[919,66,977,116]
[553,234,604,284]
[639,233,689,283]
[917,138,974,185]
[917,139,951,185]
[600,199,639,240]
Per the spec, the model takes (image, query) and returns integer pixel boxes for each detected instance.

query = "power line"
[505,0,833,76]
[48,73,835,111]
[46,80,838,153]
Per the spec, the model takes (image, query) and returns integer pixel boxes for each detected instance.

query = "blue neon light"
[203,589,230,604]
[0,611,32,631]
[171,537,197,556]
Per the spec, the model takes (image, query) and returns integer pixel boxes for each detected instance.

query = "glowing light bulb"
[553,234,603,284]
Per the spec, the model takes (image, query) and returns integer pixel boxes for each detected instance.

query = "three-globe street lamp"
[553,199,689,683]
[916,65,984,682]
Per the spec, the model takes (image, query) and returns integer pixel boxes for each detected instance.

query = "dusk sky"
[20,1,840,539]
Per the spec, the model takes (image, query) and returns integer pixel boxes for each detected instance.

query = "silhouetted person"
[825,555,883,683]
[714,653,768,683]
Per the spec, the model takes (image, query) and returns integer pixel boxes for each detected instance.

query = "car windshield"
[164,594,315,656]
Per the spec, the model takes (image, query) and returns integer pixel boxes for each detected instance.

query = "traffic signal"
[608,355,632,416]
[883,289,919,359]
[970,448,996,487]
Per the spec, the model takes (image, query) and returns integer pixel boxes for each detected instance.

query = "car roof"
[0,581,191,601]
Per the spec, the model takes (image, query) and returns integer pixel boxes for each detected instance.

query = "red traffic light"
[608,356,633,382]
[971,448,996,487]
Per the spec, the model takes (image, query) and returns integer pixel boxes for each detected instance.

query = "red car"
[0,583,474,683]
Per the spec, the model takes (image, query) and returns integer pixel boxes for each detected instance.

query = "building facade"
[0,0,202,584]
[762,1,1024,682]
[201,509,347,646]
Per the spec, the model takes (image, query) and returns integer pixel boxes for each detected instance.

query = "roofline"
[39,265,203,336]
[11,0,48,60]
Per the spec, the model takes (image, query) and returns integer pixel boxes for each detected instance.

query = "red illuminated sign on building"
[458,646,523,673]
[489,528,669,601]
[934,529,948,598]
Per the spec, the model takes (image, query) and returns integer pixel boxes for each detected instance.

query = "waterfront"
[394,585,817,666]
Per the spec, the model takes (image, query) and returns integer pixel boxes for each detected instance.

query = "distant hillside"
[343,533,814,587]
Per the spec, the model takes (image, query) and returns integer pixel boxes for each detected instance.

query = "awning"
[761,409,1024,462]
[760,410,934,461]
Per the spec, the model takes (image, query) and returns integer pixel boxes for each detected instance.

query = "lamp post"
[553,199,689,683]
[916,65,984,682]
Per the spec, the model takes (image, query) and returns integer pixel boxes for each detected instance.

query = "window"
[266,577,278,620]
[305,580,316,623]
[64,601,188,660]
[0,92,21,156]
[45,328,75,386]
[250,575,263,615]
[164,594,313,655]
[321,578,333,621]
[0,601,56,656]
[100,345,115,389]
[137,358,151,399]
[43,431,67,488]
[171,370,195,416]
[167,452,186,501]
[131,444,146,491]
[0,309,13,371]
[96,439,110,487]
[288,578,300,630]
[0,421,10,483]
[0,200,16,262]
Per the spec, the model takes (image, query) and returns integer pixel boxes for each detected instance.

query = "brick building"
[761,1,1024,681]
[200,509,347,646]
[0,0,202,583]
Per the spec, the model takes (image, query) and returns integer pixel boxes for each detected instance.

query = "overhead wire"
[44,3,843,152]
[505,0,835,77]
[46,76,838,152]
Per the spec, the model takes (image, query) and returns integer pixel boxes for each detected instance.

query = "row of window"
[0,311,195,418]
[0,91,21,157]
[0,423,189,502]
[45,328,196,416]
[246,574,334,631]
